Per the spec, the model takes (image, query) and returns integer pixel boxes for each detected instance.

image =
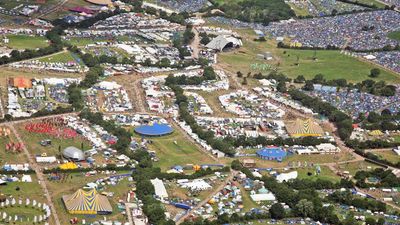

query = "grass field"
[3,35,49,50]
[338,161,383,176]
[0,127,28,164]
[373,150,399,164]
[16,122,91,157]
[355,0,388,7]
[38,51,80,64]
[217,29,400,83]
[47,171,130,224]
[133,125,215,170]
[286,3,311,17]
[194,90,237,117]
[388,30,400,41]
[43,0,92,20]
[249,151,355,168]
[0,174,55,224]
[295,166,341,182]
[0,0,58,10]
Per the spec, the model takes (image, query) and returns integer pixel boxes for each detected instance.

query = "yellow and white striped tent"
[286,118,324,137]
[369,130,383,136]
[62,189,112,215]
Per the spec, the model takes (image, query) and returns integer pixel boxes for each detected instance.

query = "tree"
[295,199,314,218]
[377,218,385,225]
[312,74,325,83]
[242,77,248,85]
[159,58,171,68]
[237,71,243,78]
[270,203,285,219]
[303,81,314,91]
[203,66,216,80]
[365,217,376,225]
[294,75,306,83]
[277,81,287,93]
[370,68,380,78]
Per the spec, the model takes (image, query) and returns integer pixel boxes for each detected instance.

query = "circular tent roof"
[134,123,174,136]
[85,0,113,5]
[63,146,85,161]
[256,147,287,158]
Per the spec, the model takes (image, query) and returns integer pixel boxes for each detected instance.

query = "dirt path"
[7,124,61,225]
[191,27,200,59]
[176,171,236,224]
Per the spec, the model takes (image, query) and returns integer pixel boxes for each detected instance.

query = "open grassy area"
[43,0,92,20]
[355,0,388,8]
[373,150,399,164]
[194,90,237,117]
[47,171,130,224]
[0,174,55,224]
[0,127,28,164]
[295,166,341,182]
[133,125,215,170]
[3,35,49,50]
[16,122,91,157]
[0,0,58,9]
[38,51,82,64]
[217,29,400,83]
[388,30,400,41]
[286,3,311,17]
[338,161,383,176]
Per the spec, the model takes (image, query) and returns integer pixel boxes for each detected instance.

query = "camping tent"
[286,118,324,137]
[62,189,112,215]
[369,130,383,136]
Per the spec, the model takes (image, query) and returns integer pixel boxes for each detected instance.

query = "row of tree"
[354,168,400,188]
[328,190,387,212]
[166,77,236,156]
[300,74,396,97]
[223,135,333,148]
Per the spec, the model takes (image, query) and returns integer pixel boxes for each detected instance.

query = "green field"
[355,0,388,7]
[0,0,58,10]
[48,171,130,224]
[217,29,400,83]
[388,30,400,41]
[0,175,54,224]
[338,161,383,176]
[0,129,28,164]
[373,150,400,164]
[133,126,215,170]
[38,51,83,65]
[16,123,91,157]
[4,35,48,50]
[296,166,341,182]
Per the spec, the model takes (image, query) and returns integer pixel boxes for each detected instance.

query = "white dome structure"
[63,146,85,161]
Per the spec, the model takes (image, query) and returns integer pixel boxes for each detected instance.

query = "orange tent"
[10,78,32,88]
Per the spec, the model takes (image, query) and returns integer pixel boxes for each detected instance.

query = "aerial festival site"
[0,0,398,224]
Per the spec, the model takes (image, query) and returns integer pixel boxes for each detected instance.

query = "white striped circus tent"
[62,189,112,215]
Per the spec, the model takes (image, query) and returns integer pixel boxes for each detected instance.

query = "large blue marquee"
[134,123,174,136]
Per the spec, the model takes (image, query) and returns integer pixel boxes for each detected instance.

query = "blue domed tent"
[256,147,287,161]
[134,123,174,136]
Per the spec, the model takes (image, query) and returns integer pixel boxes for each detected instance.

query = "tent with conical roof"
[286,118,324,137]
[62,189,112,215]
[369,130,383,136]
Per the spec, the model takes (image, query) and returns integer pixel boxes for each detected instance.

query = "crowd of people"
[307,85,400,118]
[356,51,400,73]
[264,10,400,50]
[285,0,366,17]
[155,0,210,12]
